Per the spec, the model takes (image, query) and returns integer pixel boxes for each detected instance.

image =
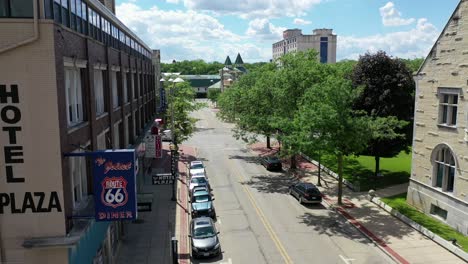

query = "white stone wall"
[409,0,468,235]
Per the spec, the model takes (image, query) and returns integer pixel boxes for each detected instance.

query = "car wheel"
[299,196,303,204]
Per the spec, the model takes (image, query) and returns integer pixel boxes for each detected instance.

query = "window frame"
[437,88,460,127]
[432,145,457,193]
[0,0,34,18]
[64,65,85,127]
[94,67,106,116]
[70,147,89,209]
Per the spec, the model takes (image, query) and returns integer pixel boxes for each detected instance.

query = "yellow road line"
[228,159,294,264]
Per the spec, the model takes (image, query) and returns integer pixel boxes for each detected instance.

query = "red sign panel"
[155,135,162,158]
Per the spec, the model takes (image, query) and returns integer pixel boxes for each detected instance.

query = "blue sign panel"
[93,150,138,221]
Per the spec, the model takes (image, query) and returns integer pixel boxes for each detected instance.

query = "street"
[184,103,394,264]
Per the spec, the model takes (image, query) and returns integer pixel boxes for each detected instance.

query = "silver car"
[189,175,209,193]
[189,217,221,258]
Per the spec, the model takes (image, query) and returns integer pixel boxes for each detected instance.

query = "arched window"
[432,145,456,192]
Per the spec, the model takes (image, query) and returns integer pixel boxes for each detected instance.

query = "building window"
[430,204,448,220]
[111,70,119,109]
[124,115,130,147]
[432,145,456,192]
[0,0,33,18]
[113,122,121,149]
[438,91,458,126]
[123,72,129,103]
[70,149,88,209]
[94,69,105,116]
[97,130,109,150]
[320,37,328,63]
[65,67,84,126]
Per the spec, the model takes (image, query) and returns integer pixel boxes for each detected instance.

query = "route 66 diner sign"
[93,150,137,221]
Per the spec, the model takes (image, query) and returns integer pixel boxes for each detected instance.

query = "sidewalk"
[116,145,175,264]
[250,142,467,264]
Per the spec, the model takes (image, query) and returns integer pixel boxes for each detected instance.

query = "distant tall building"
[272,28,337,63]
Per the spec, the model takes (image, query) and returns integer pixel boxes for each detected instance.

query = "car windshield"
[193,226,216,238]
[269,157,280,162]
[306,188,320,195]
[191,177,206,184]
[194,194,210,202]
[191,164,204,169]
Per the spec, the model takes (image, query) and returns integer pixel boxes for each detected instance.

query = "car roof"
[191,174,207,179]
[299,182,318,189]
[190,161,203,165]
[193,191,210,196]
[193,186,208,191]
[192,217,213,227]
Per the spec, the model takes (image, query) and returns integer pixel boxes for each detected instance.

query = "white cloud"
[183,0,322,19]
[166,0,179,4]
[246,19,286,40]
[379,2,415,26]
[116,3,272,62]
[338,18,437,60]
[293,18,311,25]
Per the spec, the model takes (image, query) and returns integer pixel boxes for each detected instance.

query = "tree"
[294,77,370,204]
[352,51,415,177]
[165,82,205,147]
[271,50,334,168]
[207,89,221,107]
[217,63,278,147]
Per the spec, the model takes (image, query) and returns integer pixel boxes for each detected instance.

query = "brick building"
[0,0,160,263]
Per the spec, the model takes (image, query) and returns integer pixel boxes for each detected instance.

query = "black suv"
[289,182,322,204]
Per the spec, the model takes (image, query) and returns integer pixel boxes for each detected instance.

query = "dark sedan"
[260,156,282,171]
[289,182,322,204]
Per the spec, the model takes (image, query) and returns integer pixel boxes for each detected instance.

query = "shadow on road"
[298,212,369,243]
[241,174,299,194]
[228,154,260,164]
[190,252,224,263]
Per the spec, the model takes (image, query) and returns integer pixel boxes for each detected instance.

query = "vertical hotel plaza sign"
[93,150,137,221]
[0,84,62,214]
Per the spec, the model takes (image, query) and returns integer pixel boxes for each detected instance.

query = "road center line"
[228,158,294,264]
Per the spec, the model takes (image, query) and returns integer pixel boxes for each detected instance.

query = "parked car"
[189,217,221,258]
[189,175,210,193]
[161,129,172,141]
[289,182,322,204]
[190,190,216,219]
[191,185,210,199]
[260,156,282,171]
[189,160,206,176]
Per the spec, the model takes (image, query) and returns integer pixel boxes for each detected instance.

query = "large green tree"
[294,77,371,204]
[351,51,415,177]
[164,81,205,147]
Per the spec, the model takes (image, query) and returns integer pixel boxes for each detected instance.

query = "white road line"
[339,254,355,264]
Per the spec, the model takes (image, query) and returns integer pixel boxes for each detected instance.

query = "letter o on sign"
[1,105,21,124]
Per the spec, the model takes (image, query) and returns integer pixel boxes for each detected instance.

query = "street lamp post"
[161,73,184,201]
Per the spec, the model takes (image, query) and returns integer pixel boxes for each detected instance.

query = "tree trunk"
[337,153,343,205]
[266,136,271,149]
[317,154,322,186]
[290,155,297,169]
[374,156,380,189]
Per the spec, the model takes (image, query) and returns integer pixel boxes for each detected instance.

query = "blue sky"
[115,0,460,63]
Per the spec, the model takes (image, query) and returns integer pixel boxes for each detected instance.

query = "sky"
[115,0,460,63]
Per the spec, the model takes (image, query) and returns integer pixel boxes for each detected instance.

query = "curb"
[320,196,410,264]
[370,196,468,263]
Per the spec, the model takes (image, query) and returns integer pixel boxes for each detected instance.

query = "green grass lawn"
[381,193,468,253]
[314,151,411,191]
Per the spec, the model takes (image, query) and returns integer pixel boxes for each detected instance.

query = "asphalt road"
[186,103,394,264]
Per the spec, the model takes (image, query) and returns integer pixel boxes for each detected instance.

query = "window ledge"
[67,122,89,134]
[96,112,109,120]
[437,124,457,129]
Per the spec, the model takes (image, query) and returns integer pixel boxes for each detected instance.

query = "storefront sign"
[152,173,174,185]
[155,135,162,158]
[144,135,155,158]
[0,84,62,214]
[93,150,137,221]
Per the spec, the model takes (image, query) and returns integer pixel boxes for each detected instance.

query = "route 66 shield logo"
[101,176,129,208]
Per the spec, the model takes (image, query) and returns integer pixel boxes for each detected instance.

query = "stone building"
[272,28,337,63]
[220,53,248,91]
[409,0,468,235]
